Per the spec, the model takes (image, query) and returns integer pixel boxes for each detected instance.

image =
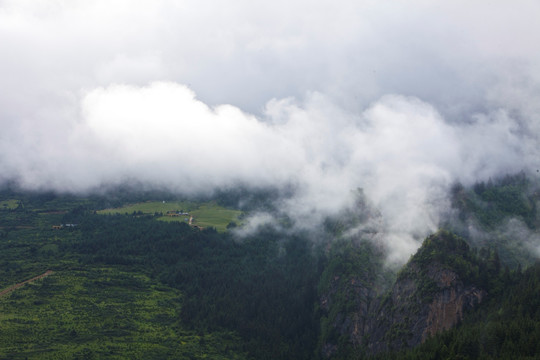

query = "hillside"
[0,189,319,359]
[448,172,540,268]
[1,177,540,359]
[317,231,487,358]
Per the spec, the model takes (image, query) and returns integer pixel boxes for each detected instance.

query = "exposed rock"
[318,230,487,358]
[422,265,486,341]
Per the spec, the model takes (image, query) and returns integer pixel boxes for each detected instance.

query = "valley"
[1,175,540,359]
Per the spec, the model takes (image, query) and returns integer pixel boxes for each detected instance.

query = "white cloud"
[1,0,540,261]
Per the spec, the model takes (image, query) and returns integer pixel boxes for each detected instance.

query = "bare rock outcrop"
[318,230,487,358]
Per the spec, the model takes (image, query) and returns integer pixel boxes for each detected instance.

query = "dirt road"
[0,270,54,297]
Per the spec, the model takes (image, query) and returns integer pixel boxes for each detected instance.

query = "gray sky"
[1,0,540,261]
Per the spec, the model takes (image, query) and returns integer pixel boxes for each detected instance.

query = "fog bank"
[1,0,540,262]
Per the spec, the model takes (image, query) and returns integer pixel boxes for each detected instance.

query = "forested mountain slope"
[1,175,540,359]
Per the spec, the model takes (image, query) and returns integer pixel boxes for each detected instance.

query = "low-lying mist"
[3,82,540,263]
[2,0,540,263]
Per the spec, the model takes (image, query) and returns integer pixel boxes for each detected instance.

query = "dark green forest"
[1,175,540,359]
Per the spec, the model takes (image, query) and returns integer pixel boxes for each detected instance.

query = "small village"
[51,223,78,230]
[166,210,202,229]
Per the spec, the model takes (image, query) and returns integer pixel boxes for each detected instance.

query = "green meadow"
[98,201,242,232]
[97,201,196,215]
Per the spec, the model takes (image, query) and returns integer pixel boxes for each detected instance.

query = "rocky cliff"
[318,230,487,358]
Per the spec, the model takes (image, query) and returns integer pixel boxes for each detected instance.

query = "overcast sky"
[1,0,540,261]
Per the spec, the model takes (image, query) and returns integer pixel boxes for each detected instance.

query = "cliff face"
[319,274,377,358]
[422,265,486,341]
[317,240,385,358]
[318,230,487,358]
[365,261,486,354]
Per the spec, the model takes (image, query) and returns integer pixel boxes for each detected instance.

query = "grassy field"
[0,199,20,210]
[97,201,196,216]
[0,266,246,360]
[98,201,242,232]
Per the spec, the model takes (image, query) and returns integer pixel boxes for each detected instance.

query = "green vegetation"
[449,173,540,268]
[0,189,319,359]
[317,239,386,359]
[0,190,248,359]
[0,199,20,210]
[98,200,242,232]
[0,268,246,359]
[377,262,540,360]
[370,228,540,360]
[186,203,243,231]
[451,172,538,229]
[2,173,540,359]
[74,216,321,359]
[394,230,504,310]
[97,200,196,215]
[400,230,483,289]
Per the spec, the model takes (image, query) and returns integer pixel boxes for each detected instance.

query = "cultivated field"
[98,201,242,232]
